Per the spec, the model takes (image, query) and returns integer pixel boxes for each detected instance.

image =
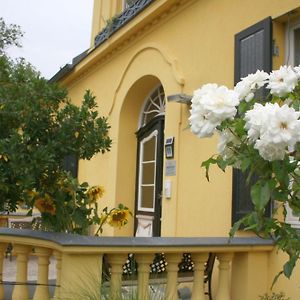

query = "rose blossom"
[234,70,269,102]
[244,103,300,161]
[217,129,240,160]
[189,83,239,137]
[267,66,298,97]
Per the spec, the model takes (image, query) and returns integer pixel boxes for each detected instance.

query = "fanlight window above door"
[140,85,165,128]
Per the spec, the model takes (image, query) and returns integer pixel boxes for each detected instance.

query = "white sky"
[0,0,94,79]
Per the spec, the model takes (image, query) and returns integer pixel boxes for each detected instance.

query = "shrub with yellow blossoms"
[29,174,131,235]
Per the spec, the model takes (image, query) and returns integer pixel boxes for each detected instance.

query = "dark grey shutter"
[232,17,272,224]
[63,154,78,178]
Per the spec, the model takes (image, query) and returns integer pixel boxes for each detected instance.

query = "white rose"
[245,102,300,161]
[244,103,272,143]
[267,66,298,97]
[294,65,300,78]
[260,104,300,148]
[254,139,286,161]
[234,70,269,102]
[189,84,239,138]
[217,129,240,160]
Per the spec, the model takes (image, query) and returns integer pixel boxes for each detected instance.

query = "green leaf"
[201,157,217,181]
[271,270,283,289]
[229,218,244,238]
[283,255,297,279]
[250,181,271,211]
[240,158,251,172]
[216,158,228,172]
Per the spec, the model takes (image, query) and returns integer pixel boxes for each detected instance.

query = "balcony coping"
[0,228,274,249]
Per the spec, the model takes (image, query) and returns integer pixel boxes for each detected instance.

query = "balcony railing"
[0,228,274,300]
[94,0,155,47]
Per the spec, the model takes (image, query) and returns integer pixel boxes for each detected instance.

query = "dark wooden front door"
[135,115,164,237]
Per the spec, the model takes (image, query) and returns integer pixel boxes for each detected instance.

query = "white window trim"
[137,130,158,212]
[285,203,300,229]
[138,84,165,129]
[285,19,300,66]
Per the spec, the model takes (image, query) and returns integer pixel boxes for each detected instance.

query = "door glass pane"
[294,27,300,66]
[142,162,155,184]
[141,186,154,209]
[143,136,156,161]
[138,130,157,211]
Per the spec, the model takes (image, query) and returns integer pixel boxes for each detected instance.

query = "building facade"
[53,0,300,297]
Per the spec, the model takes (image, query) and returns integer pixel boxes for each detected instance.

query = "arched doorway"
[135,85,165,237]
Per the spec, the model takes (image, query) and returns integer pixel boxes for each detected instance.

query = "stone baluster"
[0,244,7,300]
[12,244,31,300]
[165,253,181,300]
[107,253,127,300]
[33,247,52,300]
[135,254,153,300]
[191,252,209,300]
[215,253,233,300]
[53,251,62,300]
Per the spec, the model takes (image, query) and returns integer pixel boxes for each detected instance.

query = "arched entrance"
[135,85,165,237]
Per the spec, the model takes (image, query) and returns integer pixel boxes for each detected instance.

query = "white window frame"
[285,203,300,229]
[137,130,158,212]
[285,19,300,66]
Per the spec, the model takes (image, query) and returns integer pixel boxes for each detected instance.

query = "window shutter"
[232,17,272,225]
[63,154,78,178]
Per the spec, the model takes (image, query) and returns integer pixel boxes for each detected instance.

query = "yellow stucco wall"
[59,0,300,297]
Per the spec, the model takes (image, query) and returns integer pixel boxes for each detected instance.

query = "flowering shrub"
[29,174,131,235]
[189,66,300,280]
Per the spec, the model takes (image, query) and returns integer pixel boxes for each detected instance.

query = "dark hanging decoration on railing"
[94,0,155,47]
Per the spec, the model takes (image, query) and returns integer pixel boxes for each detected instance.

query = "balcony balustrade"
[0,228,274,300]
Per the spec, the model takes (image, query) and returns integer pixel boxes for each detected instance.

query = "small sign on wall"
[165,160,176,176]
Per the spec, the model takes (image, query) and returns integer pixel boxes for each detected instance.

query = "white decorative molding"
[135,214,154,237]
[108,43,185,116]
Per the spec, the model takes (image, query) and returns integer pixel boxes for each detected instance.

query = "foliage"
[259,292,290,300]
[189,67,300,280]
[0,17,23,53]
[0,18,131,234]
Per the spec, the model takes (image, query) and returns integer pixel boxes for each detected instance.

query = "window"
[139,85,165,128]
[285,20,300,228]
[137,130,158,212]
[286,21,300,66]
[233,17,272,225]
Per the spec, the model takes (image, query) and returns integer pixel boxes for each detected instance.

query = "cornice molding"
[60,0,195,87]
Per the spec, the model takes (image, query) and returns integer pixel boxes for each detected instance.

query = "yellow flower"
[107,208,130,228]
[0,155,8,162]
[87,186,105,203]
[27,189,38,199]
[34,194,56,215]
[74,131,79,138]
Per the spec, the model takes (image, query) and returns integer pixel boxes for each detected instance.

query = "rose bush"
[189,65,300,281]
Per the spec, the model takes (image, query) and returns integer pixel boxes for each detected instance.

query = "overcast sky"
[0,0,94,79]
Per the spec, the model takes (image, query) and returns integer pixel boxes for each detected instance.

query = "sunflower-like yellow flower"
[34,194,56,215]
[27,189,38,199]
[87,186,105,203]
[107,208,130,228]
[0,154,8,162]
